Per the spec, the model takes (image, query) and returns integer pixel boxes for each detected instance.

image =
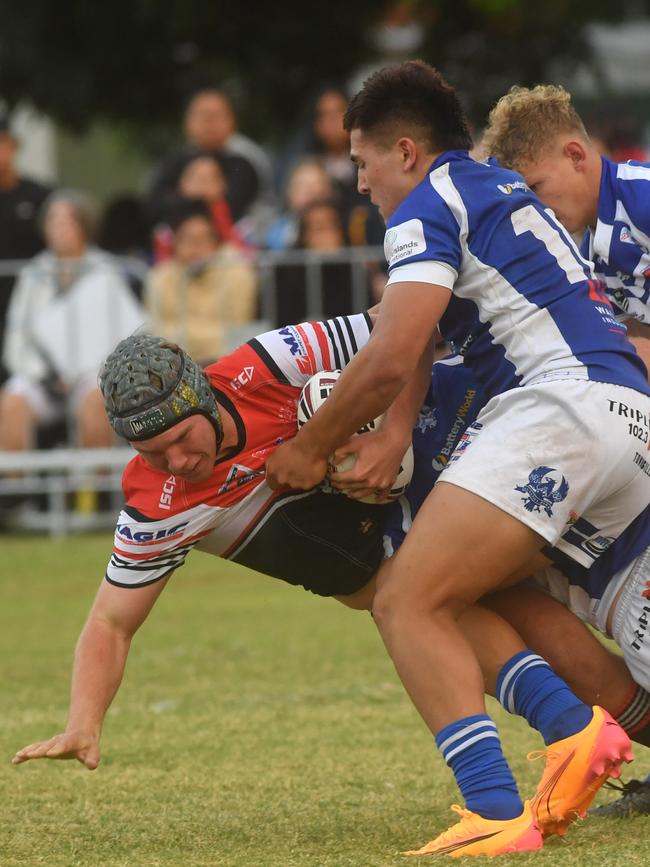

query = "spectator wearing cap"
[0,189,145,451]
[145,87,275,241]
[0,111,52,385]
[145,199,257,364]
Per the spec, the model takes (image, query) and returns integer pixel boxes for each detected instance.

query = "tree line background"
[0,0,635,149]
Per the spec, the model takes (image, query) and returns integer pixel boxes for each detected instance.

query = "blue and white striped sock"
[496,650,592,746]
[435,714,523,820]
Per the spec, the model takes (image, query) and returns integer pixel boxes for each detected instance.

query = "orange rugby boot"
[403,801,543,858]
[529,705,633,837]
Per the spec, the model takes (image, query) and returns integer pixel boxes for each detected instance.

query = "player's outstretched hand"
[13,731,100,770]
[266,439,328,492]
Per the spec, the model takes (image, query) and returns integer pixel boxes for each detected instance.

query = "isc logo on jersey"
[230,366,254,390]
[385,219,426,268]
[159,474,176,510]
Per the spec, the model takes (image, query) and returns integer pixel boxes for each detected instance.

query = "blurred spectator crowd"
[0,85,388,456]
[0,83,647,458]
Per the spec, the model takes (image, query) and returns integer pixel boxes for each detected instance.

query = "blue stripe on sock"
[498,653,548,712]
[496,651,593,745]
[438,718,498,757]
[435,714,523,821]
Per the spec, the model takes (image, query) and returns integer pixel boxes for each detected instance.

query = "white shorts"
[529,547,650,693]
[610,546,650,692]
[3,374,97,424]
[440,379,650,569]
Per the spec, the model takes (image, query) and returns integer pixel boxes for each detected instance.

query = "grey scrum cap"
[99,334,223,444]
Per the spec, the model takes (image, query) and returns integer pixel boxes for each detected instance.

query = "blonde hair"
[483,85,588,172]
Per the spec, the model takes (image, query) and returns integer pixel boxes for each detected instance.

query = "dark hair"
[297,198,346,248]
[165,197,216,234]
[178,149,226,179]
[313,86,349,118]
[343,60,472,152]
[184,86,235,116]
[99,194,149,254]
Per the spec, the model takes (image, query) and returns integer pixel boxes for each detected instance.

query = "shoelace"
[527,748,559,763]
[601,778,645,795]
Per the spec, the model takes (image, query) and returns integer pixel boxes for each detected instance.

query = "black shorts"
[231,490,387,597]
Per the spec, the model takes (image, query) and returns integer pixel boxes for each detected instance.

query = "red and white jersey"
[107,314,373,588]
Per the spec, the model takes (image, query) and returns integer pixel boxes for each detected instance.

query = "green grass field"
[1,534,648,866]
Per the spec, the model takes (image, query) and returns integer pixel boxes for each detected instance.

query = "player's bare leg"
[372,481,631,852]
[372,482,546,728]
[337,566,645,742]
[350,574,649,746]
[485,584,650,749]
[484,586,632,712]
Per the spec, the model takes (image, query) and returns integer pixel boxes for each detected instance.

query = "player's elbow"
[391,355,417,385]
[370,328,423,380]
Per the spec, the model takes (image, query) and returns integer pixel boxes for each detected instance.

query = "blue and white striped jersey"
[580,157,650,324]
[384,150,649,400]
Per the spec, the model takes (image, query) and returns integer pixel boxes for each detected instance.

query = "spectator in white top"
[0,189,145,451]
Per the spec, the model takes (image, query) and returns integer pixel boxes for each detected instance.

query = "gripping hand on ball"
[330,428,406,500]
[13,730,100,770]
[266,438,328,491]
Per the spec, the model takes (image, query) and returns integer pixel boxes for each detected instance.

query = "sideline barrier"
[0,447,132,536]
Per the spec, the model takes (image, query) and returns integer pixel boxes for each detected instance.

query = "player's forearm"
[383,337,436,447]
[66,616,132,736]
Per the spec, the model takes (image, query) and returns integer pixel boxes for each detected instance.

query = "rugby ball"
[297,370,414,504]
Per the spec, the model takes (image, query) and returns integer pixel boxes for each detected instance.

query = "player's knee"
[374,558,460,622]
[371,580,440,635]
[370,585,399,637]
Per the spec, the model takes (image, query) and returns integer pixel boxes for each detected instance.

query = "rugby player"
[482,83,650,817]
[266,61,650,855]
[12,325,650,846]
[384,374,650,739]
